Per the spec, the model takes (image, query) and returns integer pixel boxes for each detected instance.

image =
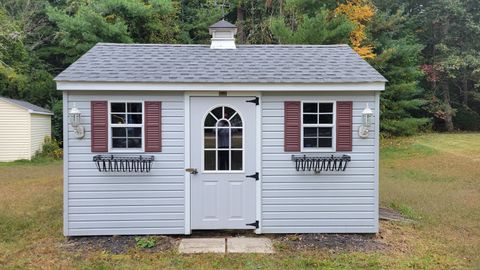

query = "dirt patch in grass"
[380,206,413,222]
[63,235,178,254]
[275,232,389,252]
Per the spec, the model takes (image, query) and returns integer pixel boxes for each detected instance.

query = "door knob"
[185,168,198,175]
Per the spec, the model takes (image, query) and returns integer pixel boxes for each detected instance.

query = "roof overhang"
[56,81,385,91]
[28,110,54,116]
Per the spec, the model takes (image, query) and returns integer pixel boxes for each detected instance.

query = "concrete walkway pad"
[227,237,274,253]
[179,238,225,254]
[178,237,274,254]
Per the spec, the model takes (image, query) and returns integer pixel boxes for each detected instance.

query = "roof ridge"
[95,43,350,48]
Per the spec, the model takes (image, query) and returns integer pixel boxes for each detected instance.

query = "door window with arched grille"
[203,106,243,171]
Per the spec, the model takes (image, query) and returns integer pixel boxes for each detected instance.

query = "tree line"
[1,0,479,142]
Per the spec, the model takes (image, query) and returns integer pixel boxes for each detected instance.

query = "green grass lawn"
[0,133,479,269]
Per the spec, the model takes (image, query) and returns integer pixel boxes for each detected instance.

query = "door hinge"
[246,97,259,105]
[246,172,259,181]
[246,220,259,229]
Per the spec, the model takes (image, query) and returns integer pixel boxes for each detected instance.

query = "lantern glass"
[69,105,82,128]
[69,113,80,127]
[362,104,373,128]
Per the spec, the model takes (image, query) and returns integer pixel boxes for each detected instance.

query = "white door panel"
[190,97,257,230]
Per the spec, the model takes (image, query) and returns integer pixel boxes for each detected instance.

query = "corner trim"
[63,92,69,236]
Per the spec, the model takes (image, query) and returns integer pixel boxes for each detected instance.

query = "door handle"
[185,168,198,175]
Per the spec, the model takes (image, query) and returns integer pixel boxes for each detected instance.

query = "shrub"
[35,137,63,160]
[135,236,156,249]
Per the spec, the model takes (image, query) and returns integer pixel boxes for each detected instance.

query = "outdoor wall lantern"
[358,103,373,138]
[69,103,85,139]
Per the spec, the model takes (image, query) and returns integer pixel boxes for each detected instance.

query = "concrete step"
[179,237,274,254]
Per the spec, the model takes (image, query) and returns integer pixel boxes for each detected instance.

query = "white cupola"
[209,20,237,49]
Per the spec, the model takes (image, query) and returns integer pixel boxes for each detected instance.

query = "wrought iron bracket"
[93,155,155,173]
[291,154,351,173]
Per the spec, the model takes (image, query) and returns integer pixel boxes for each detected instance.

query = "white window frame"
[108,100,145,153]
[201,105,245,174]
[300,101,336,153]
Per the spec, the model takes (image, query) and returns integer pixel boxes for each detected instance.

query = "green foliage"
[270,9,353,44]
[453,106,480,131]
[0,7,59,119]
[135,236,156,249]
[45,0,180,66]
[45,5,133,65]
[35,137,63,160]
[369,9,430,136]
[51,100,63,142]
[411,0,480,131]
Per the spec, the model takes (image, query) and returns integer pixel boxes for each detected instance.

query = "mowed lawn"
[0,133,479,269]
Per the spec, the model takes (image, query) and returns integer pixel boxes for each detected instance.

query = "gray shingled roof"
[0,97,53,115]
[55,43,387,84]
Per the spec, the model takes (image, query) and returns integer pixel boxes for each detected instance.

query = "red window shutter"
[284,101,301,152]
[336,101,353,151]
[144,101,162,152]
[91,101,108,152]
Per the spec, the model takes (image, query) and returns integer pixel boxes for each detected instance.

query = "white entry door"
[190,97,257,230]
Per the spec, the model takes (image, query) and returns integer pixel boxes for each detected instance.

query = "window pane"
[111,114,126,124]
[128,114,142,124]
[217,119,229,127]
[111,103,125,113]
[127,127,142,137]
[211,107,222,119]
[204,128,216,149]
[231,150,242,170]
[128,103,142,113]
[318,114,333,124]
[318,127,332,137]
[112,138,126,148]
[303,103,317,113]
[218,150,229,170]
[304,127,317,137]
[231,128,242,148]
[230,114,242,127]
[303,114,317,124]
[128,138,142,148]
[204,151,216,170]
[319,103,333,113]
[217,128,230,148]
[112,127,126,137]
[304,138,317,148]
[205,114,216,127]
[224,106,235,119]
[318,138,332,147]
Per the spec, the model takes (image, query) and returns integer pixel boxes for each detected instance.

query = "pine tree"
[369,9,429,136]
[270,8,353,44]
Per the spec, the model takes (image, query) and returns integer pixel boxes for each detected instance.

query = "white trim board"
[63,92,69,236]
[184,92,262,234]
[57,81,385,92]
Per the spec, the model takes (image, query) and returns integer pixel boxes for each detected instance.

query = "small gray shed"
[56,20,386,236]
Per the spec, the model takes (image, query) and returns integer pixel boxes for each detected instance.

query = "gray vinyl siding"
[65,91,185,236]
[260,92,379,233]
